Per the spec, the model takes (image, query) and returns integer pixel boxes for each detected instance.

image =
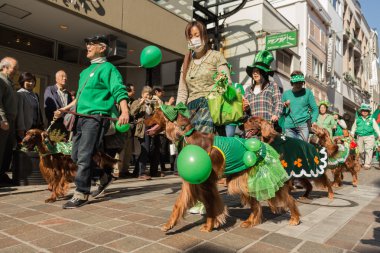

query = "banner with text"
[265,31,298,51]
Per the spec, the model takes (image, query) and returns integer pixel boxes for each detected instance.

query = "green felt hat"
[246,50,274,77]
[358,103,371,113]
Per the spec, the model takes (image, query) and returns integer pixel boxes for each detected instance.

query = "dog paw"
[45,198,56,203]
[298,196,311,200]
[240,221,252,228]
[328,193,334,200]
[332,183,342,188]
[200,224,213,232]
[289,218,300,226]
[161,224,172,232]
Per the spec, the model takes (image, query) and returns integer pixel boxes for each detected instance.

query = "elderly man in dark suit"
[44,70,72,135]
[0,56,18,185]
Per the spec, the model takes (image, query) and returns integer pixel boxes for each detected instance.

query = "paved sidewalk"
[0,168,379,253]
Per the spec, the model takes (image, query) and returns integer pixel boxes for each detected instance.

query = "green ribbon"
[290,74,305,83]
[160,102,190,122]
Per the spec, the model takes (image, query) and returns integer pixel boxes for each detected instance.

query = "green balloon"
[140,45,162,68]
[115,121,130,133]
[243,151,257,167]
[177,145,212,184]
[245,138,262,152]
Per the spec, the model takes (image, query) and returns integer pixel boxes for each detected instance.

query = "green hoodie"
[76,62,128,117]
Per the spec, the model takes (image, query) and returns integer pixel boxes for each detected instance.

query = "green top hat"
[358,103,371,113]
[246,50,274,77]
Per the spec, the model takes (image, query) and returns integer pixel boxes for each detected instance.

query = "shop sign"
[265,31,298,50]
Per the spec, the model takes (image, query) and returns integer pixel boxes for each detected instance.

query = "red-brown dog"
[311,125,361,187]
[22,129,120,203]
[145,109,300,232]
[243,116,334,199]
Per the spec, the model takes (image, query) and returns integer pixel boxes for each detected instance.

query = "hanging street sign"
[265,30,298,50]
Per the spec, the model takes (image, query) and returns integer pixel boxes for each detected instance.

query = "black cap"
[84,35,109,46]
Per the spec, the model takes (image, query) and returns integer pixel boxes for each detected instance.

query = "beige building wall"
[305,5,329,104]
[46,0,188,54]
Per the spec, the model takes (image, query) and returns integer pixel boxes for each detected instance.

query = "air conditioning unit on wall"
[108,37,127,61]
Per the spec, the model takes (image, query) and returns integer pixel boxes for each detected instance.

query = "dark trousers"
[71,116,107,194]
[134,135,149,176]
[0,120,15,175]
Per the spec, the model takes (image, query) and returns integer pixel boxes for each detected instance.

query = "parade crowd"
[0,21,379,209]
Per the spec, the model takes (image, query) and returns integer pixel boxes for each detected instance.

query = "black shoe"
[62,196,88,209]
[91,177,114,199]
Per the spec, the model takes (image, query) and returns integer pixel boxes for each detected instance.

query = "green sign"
[265,31,298,50]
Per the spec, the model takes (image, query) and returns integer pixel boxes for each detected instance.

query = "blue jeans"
[71,116,106,194]
[285,123,309,142]
[225,125,236,137]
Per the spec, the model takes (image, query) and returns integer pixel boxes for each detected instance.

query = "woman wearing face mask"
[242,50,283,129]
[176,21,232,215]
[176,20,232,134]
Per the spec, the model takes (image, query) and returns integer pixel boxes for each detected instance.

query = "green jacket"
[76,62,128,117]
[317,114,336,137]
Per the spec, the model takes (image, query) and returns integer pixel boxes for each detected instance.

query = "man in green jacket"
[60,35,129,208]
[351,103,380,170]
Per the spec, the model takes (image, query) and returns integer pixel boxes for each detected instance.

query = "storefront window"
[0,25,54,58]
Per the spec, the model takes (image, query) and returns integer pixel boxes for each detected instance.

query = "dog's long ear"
[260,119,276,138]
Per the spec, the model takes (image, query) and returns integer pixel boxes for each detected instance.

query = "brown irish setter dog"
[243,116,334,199]
[145,109,300,232]
[311,125,361,187]
[22,129,120,203]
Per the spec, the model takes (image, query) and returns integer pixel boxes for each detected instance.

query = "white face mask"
[188,37,205,52]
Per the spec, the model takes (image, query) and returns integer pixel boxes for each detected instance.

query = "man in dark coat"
[44,70,72,135]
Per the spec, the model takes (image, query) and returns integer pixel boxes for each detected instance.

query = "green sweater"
[317,114,336,137]
[76,62,128,117]
[282,88,318,129]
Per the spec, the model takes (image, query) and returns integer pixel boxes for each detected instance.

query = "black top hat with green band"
[246,50,274,77]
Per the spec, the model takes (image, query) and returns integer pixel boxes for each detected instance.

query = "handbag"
[207,72,244,126]
[62,63,104,131]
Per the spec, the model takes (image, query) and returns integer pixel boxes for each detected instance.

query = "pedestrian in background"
[0,57,18,185]
[316,101,336,138]
[351,103,380,170]
[16,72,43,141]
[44,70,72,135]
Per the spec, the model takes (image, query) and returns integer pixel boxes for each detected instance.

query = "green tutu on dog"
[247,143,288,201]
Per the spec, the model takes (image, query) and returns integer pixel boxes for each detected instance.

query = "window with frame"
[276,50,291,74]
[312,56,324,81]
[335,37,342,55]
[335,76,341,93]
[309,19,315,39]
